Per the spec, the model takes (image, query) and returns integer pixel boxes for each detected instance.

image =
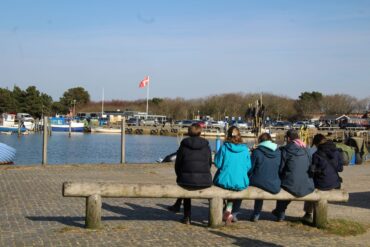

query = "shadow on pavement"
[209,230,284,247]
[333,191,370,210]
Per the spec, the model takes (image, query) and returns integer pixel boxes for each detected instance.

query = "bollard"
[120,117,126,164]
[42,116,48,166]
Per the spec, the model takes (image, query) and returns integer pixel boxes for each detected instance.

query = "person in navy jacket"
[248,133,281,222]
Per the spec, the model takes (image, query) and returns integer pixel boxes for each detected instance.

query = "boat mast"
[102,88,104,116]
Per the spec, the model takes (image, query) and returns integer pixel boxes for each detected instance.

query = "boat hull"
[51,125,84,132]
[0,126,27,133]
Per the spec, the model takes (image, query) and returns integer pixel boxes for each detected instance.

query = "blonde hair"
[226,126,243,144]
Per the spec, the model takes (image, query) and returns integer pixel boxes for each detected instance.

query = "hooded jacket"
[213,142,251,191]
[175,136,212,187]
[280,141,315,197]
[249,141,282,194]
[312,140,343,190]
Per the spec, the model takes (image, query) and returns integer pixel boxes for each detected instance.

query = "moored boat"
[0,113,28,133]
[50,117,84,132]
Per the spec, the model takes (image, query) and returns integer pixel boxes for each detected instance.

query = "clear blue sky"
[0,0,369,101]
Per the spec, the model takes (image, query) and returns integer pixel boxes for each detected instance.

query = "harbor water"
[0,133,256,165]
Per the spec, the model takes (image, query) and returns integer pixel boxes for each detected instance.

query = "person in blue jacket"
[248,133,281,222]
[213,126,252,225]
[272,129,314,221]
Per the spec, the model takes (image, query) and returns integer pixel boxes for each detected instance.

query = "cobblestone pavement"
[1,163,370,247]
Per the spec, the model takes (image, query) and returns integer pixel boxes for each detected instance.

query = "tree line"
[0,86,368,121]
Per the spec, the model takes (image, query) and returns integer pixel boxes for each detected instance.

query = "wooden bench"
[62,182,348,229]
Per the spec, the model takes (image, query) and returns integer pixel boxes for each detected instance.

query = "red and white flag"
[139,76,150,88]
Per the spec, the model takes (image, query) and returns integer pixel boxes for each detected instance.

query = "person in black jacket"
[303,136,344,221]
[272,129,315,221]
[248,133,281,222]
[167,123,212,224]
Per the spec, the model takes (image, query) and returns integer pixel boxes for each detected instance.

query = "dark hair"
[286,129,299,140]
[312,134,326,147]
[258,133,272,143]
[188,123,202,137]
[226,126,243,144]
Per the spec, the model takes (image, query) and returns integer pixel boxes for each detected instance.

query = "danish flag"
[139,76,150,88]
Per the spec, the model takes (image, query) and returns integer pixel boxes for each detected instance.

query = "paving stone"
[0,163,370,246]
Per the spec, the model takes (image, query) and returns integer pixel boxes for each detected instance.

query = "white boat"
[0,113,28,133]
[91,127,122,134]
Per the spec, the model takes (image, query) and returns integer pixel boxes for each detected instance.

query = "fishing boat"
[0,143,16,165]
[50,117,85,132]
[0,113,28,133]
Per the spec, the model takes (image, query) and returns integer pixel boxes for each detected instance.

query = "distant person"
[213,126,252,225]
[272,129,314,222]
[248,133,281,222]
[303,135,344,221]
[167,123,212,224]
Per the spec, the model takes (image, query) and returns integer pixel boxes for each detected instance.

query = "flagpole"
[146,76,149,118]
[102,87,104,116]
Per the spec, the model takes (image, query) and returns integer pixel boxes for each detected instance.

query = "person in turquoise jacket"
[213,126,252,225]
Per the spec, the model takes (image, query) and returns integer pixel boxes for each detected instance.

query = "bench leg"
[86,194,102,229]
[209,197,223,228]
[313,199,328,228]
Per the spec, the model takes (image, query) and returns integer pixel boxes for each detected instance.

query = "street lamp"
[73,99,76,117]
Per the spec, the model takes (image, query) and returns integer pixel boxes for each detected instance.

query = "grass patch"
[289,219,367,237]
[324,219,367,236]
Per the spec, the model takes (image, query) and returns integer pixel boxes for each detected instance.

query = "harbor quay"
[1,163,370,246]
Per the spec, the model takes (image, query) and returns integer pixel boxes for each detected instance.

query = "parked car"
[126,118,139,126]
[293,121,316,129]
[140,119,157,126]
[177,120,194,128]
[273,121,292,130]
[209,121,225,130]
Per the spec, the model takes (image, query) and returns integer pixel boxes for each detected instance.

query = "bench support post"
[86,194,102,229]
[209,197,223,228]
[313,199,328,228]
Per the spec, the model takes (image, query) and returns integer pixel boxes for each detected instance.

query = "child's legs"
[254,200,264,214]
[183,198,191,217]
[225,200,234,212]
[275,200,291,213]
[231,199,242,215]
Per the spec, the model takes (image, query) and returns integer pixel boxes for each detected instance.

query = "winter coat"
[280,142,315,197]
[312,140,343,190]
[175,136,213,187]
[249,141,281,194]
[213,142,251,191]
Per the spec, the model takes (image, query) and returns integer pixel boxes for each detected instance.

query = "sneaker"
[181,216,191,225]
[250,213,260,222]
[272,209,285,222]
[302,213,312,222]
[231,213,239,223]
[223,211,233,225]
[167,205,181,213]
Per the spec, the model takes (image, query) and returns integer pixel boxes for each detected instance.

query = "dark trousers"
[275,200,291,213]
[254,199,264,214]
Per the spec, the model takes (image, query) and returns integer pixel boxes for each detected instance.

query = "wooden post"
[18,121,21,137]
[48,118,52,136]
[313,199,328,228]
[69,120,72,138]
[42,116,48,166]
[120,117,126,164]
[209,197,223,228]
[85,194,102,229]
